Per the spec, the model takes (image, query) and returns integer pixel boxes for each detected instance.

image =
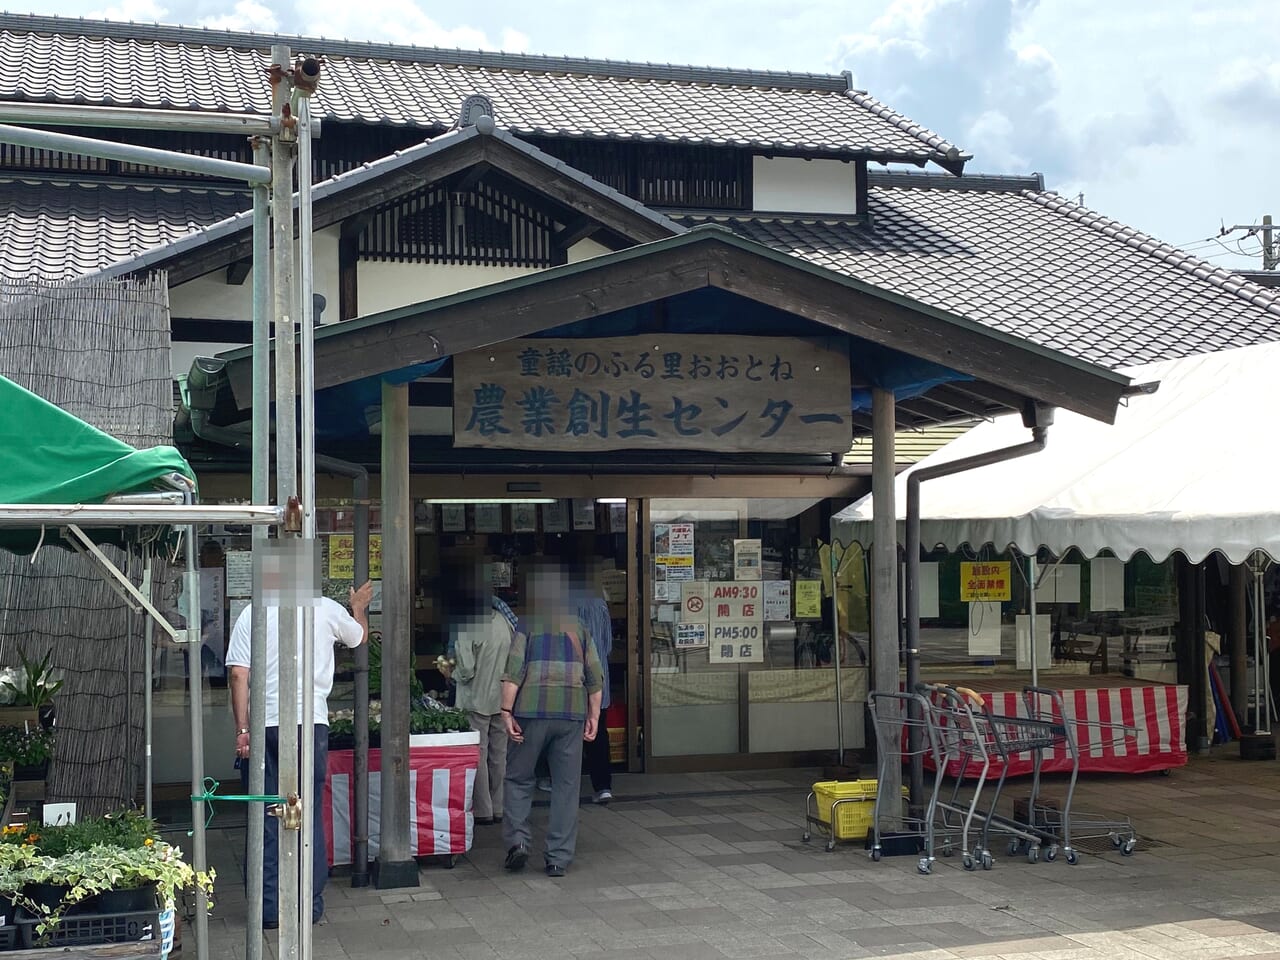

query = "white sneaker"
[594,789,613,805]
[536,778,552,793]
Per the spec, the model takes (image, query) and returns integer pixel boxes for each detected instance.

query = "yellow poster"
[795,580,822,619]
[329,535,382,580]
[960,561,1011,602]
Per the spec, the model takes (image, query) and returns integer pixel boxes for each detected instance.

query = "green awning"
[0,374,196,552]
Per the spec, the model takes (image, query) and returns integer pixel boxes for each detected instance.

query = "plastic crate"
[0,923,18,951]
[17,909,159,949]
[607,727,626,764]
[812,780,907,840]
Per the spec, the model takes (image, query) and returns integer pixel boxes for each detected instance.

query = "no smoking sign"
[681,582,710,623]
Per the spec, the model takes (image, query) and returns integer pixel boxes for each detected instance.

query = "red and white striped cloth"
[926,684,1188,778]
[322,734,479,866]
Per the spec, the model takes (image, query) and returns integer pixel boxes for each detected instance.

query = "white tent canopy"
[832,342,1280,565]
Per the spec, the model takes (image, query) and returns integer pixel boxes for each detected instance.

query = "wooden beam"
[7,941,161,960]
[855,161,869,218]
[225,258,251,286]
[944,380,1034,414]
[923,384,1000,420]
[705,245,1125,423]
[447,161,491,196]
[339,234,359,322]
[340,213,373,241]
[553,215,601,249]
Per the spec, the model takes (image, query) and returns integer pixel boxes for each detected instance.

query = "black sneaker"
[545,864,566,878]
[504,844,529,872]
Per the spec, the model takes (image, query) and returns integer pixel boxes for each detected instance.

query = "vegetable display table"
[322,731,480,867]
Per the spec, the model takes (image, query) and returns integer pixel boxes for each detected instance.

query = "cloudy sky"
[22,0,1280,273]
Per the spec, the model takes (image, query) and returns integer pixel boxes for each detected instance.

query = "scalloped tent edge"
[830,342,1280,568]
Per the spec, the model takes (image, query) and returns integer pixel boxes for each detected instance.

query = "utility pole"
[1264,215,1275,271]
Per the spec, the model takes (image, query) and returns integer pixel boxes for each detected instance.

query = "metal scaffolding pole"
[143,554,154,821]
[184,526,210,960]
[296,67,321,960]
[269,42,303,960]
[0,101,283,136]
[246,136,271,960]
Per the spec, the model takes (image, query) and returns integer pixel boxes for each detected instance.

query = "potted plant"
[0,725,55,782]
[0,648,64,730]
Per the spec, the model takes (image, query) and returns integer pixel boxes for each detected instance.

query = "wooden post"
[871,388,901,820]
[374,380,418,889]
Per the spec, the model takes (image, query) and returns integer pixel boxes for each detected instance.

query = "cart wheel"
[962,854,975,872]
[1159,768,1172,777]
[1121,839,1137,857]
[870,847,882,863]
[941,841,954,858]
[1065,849,1079,865]
[802,832,811,843]
[1008,840,1019,856]
[981,852,993,871]
[825,840,836,853]
[1045,845,1058,862]
[1027,846,1039,865]
[443,855,456,870]
[916,858,931,875]
[1110,833,1123,849]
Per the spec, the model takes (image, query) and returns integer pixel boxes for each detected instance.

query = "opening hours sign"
[453,334,852,453]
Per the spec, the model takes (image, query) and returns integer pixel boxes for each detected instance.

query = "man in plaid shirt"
[500,563,604,877]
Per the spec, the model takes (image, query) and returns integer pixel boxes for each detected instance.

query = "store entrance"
[412,497,636,775]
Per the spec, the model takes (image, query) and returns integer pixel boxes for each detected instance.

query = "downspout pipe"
[904,402,1054,819]
[315,453,372,889]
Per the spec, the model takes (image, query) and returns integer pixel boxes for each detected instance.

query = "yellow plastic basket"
[812,780,906,840]
[607,727,626,764]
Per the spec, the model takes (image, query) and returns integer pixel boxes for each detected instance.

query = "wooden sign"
[453,334,851,453]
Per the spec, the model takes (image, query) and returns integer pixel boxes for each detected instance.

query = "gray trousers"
[503,717,584,868]
[471,711,507,820]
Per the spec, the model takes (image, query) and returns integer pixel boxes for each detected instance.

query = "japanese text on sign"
[708,620,764,663]
[959,561,1012,602]
[453,334,852,453]
[709,581,762,621]
[329,535,382,580]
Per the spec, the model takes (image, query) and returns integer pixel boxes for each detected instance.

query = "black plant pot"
[13,760,49,782]
[37,704,55,732]
[327,733,355,752]
[22,883,101,918]
[96,884,158,915]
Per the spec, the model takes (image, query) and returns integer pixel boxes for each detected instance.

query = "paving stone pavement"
[192,751,1280,960]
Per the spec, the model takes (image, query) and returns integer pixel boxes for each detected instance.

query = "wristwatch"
[236,728,250,736]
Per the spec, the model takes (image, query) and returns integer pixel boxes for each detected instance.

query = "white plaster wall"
[356,261,540,316]
[168,224,342,323]
[751,156,857,215]
[567,237,613,263]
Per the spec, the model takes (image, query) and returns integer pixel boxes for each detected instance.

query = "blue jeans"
[242,725,329,924]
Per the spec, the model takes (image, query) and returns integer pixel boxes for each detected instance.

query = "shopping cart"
[1004,686,1139,862]
[864,690,938,874]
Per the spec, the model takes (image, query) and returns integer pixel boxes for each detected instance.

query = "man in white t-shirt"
[226,581,372,928]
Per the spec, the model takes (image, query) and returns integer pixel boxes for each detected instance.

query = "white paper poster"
[708,620,764,663]
[229,598,250,630]
[709,582,762,621]
[764,581,792,621]
[901,561,940,619]
[600,569,627,604]
[413,501,436,533]
[967,601,1003,657]
[663,557,695,581]
[369,580,382,614]
[1015,614,1052,671]
[733,539,762,581]
[1040,564,1081,604]
[542,500,570,533]
[654,581,670,602]
[441,504,467,533]
[1090,557,1125,612]
[225,551,252,598]
[572,499,596,531]
[510,502,538,533]
[487,562,513,589]
[474,503,503,533]
[681,581,710,623]
[669,523,694,555]
[675,622,708,648]
[198,568,225,668]
[608,503,627,534]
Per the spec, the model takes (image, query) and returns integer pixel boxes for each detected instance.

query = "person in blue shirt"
[576,577,614,803]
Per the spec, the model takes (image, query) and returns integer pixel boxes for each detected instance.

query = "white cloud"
[87,0,167,21]
[304,0,526,50]
[197,0,279,32]
[1211,58,1280,129]
[833,0,1184,182]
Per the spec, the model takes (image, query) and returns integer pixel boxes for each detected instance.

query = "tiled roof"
[92,124,683,280]
[0,178,247,281]
[0,13,968,171]
[679,178,1280,369]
